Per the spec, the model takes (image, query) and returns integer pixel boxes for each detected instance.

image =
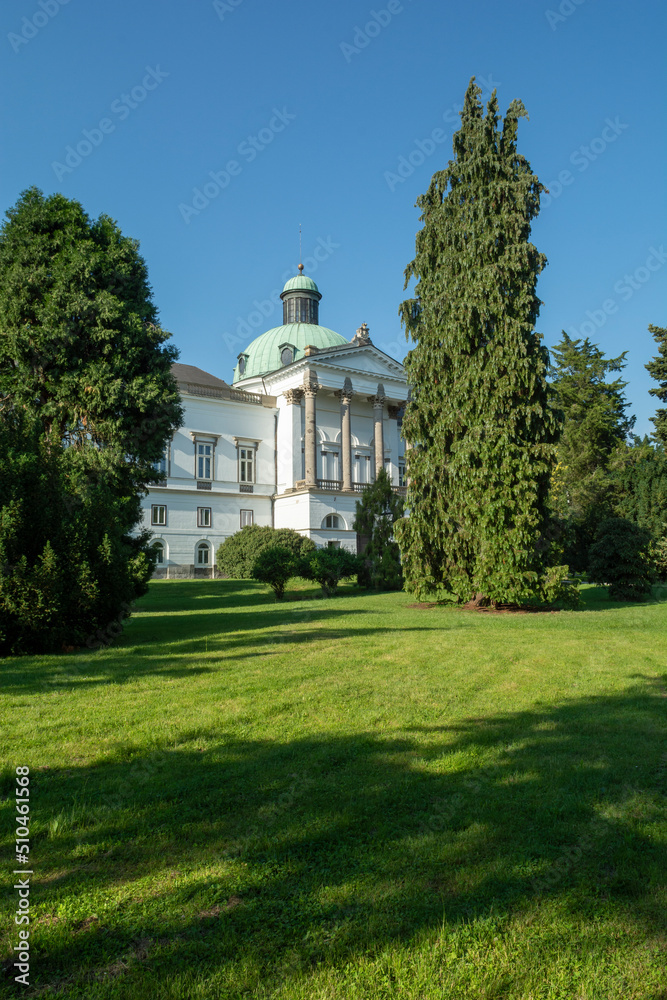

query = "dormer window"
[237,354,248,376]
[280,345,294,366]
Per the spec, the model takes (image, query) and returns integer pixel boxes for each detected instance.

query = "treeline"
[548,326,667,594]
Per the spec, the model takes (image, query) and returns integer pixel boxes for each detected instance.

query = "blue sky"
[1,0,665,435]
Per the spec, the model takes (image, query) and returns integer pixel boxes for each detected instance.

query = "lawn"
[1,580,666,999]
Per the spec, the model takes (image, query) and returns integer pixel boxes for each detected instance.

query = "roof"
[233,323,348,382]
[171,363,230,390]
[281,274,320,295]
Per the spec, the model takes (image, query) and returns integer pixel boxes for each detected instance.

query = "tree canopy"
[0,187,182,491]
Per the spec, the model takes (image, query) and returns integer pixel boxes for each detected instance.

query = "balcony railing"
[290,481,407,494]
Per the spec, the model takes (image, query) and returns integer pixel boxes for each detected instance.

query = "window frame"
[196,541,211,566]
[234,438,260,485]
[151,504,166,526]
[197,506,212,528]
[240,509,254,528]
[151,540,166,564]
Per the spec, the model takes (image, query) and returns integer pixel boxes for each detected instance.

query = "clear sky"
[1,0,665,435]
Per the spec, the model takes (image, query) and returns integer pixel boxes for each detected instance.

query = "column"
[336,377,354,491]
[369,382,386,479]
[282,388,303,489]
[303,368,319,487]
[387,404,402,485]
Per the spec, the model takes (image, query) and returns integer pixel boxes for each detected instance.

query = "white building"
[143,269,408,577]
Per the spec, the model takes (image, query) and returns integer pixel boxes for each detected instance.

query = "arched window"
[237,355,247,376]
[196,542,210,566]
[281,347,293,366]
[151,540,165,565]
[322,514,340,529]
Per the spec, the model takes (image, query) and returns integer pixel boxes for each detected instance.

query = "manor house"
[143,268,408,576]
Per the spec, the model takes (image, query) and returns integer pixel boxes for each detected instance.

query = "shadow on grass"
[8,680,667,995]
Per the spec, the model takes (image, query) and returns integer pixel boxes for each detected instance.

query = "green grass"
[1,580,667,999]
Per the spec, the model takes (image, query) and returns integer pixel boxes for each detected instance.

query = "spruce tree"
[353,468,404,590]
[646,324,667,447]
[395,79,561,605]
[548,332,634,568]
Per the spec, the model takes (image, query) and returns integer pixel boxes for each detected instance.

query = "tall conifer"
[646,324,667,447]
[395,79,561,605]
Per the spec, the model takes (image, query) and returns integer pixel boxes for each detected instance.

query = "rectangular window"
[321,450,340,481]
[354,454,371,484]
[197,443,212,480]
[240,509,254,528]
[398,461,406,488]
[151,505,166,526]
[197,507,212,528]
[239,447,254,483]
[153,450,168,476]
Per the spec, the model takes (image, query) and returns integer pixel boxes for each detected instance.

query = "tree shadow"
[10,680,667,995]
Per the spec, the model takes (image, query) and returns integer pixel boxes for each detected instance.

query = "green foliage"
[0,188,183,494]
[0,412,154,656]
[0,189,179,654]
[395,78,562,605]
[217,525,315,579]
[646,324,667,447]
[540,565,581,610]
[251,545,295,601]
[588,517,652,601]
[549,332,635,570]
[611,438,667,539]
[353,469,404,591]
[300,547,359,597]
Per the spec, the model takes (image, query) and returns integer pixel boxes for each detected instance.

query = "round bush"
[217,526,315,579]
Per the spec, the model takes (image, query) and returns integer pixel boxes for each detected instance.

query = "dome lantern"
[280,271,322,325]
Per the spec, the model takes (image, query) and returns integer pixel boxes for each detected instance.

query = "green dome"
[233,322,347,382]
[281,275,320,294]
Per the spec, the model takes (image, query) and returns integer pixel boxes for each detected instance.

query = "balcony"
[317,479,343,491]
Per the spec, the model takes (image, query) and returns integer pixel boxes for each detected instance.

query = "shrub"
[252,546,295,601]
[588,517,652,601]
[217,526,315,579]
[300,547,359,598]
[0,414,154,656]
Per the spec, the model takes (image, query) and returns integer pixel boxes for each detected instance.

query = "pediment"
[304,343,405,379]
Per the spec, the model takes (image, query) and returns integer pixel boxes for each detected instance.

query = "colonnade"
[285,368,388,490]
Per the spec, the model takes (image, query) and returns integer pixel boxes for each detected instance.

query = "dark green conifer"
[646,324,667,447]
[395,79,560,605]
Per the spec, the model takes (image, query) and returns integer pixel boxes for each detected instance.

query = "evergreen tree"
[549,332,634,568]
[611,437,667,541]
[588,517,652,602]
[395,79,561,606]
[0,188,182,654]
[353,468,404,590]
[0,187,182,491]
[646,324,667,447]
